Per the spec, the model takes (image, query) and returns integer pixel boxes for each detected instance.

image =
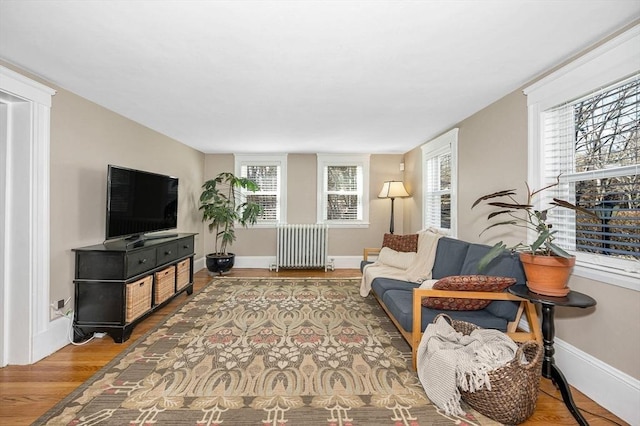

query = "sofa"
[362,235,541,368]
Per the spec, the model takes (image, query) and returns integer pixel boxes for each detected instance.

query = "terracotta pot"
[519,252,575,297]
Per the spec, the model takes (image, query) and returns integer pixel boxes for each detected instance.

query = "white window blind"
[422,128,458,236]
[316,154,370,227]
[542,75,639,272]
[241,165,280,222]
[326,165,360,220]
[235,154,287,226]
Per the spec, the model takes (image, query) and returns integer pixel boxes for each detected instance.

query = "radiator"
[271,223,334,271]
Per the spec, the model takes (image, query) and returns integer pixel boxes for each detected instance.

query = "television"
[106,165,179,241]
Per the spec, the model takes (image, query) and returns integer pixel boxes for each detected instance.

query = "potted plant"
[199,171,263,274]
[472,177,599,296]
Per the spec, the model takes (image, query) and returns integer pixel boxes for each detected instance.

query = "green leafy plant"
[199,172,263,254]
[472,176,599,271]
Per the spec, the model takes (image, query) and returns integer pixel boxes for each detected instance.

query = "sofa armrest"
[363,247,381,262]
[410,288,541,369]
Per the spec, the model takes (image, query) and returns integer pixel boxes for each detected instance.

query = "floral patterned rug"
[36,277,499,425]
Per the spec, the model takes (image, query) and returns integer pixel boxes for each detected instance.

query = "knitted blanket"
[360,228,443,296]
[416,316,519,416]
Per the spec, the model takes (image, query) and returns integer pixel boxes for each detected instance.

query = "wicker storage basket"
[176,259,190,291]
[435,314,542,425]
[154,265,176,305]
[125,276,152,323]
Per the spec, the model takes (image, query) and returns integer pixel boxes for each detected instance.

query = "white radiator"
[271,223,334,271]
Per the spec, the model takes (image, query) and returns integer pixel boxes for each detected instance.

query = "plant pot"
[519,252,575,297]
[206,253,235,275]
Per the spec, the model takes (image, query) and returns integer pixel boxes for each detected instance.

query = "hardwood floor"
[0,268,627,425]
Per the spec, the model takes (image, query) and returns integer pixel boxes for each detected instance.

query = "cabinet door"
[75,281,124,324]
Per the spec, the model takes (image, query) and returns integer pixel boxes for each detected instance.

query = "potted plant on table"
[472,177,599,297]
[199,172,263,275]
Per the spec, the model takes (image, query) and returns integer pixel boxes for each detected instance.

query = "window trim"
[524,25,640,290]
[234,154,287,228]
[316,153,370,228]
[421,128,458,237]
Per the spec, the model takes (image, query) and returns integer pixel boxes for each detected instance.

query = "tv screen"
[106,165,178,240]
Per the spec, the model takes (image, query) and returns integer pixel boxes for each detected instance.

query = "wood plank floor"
[0,268,627,425]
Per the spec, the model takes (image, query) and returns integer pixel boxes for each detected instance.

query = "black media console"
[72,233,197,343]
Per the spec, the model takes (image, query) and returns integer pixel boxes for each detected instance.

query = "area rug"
[35,277,499,425]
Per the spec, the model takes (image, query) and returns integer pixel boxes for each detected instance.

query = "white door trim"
[0,66,55,365]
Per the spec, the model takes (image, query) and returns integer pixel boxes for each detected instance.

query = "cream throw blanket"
[416,316,520,416]
[360,228,443,297]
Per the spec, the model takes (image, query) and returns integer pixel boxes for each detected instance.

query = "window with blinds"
[326,166,360,220]
[316,154,370,227]
[422,128,458,235]
[542,75,639,271]
[241,165,280,222]
[235,154,287,225]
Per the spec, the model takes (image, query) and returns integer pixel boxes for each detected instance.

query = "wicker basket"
[435,314,542,425]
[176,259,190,291]
[154,265,176,305]
[125,276,152,323]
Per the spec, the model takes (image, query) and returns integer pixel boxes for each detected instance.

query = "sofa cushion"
[371,277,420,300]
[381,289,509,333]
[431,237,470,279]
[382,233,419,252]
[421,275,516,310]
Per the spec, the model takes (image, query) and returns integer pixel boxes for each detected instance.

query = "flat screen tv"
[106,165,178,241]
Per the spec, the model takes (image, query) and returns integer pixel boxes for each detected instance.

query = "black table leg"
[540,303,589,426]
[549,362,590,426]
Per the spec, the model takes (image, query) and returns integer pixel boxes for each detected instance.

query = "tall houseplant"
[472,177,599,296]
[199,172,262,274]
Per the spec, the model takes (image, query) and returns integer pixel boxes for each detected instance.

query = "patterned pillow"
[421,275,516,311]
[382,233,418,253]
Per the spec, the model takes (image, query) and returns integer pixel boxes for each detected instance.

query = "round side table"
[509,286,596,426]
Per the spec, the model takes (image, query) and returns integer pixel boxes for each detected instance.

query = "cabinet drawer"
[177,236,194,258]
[126,248,157,277]
[157,242,179,264]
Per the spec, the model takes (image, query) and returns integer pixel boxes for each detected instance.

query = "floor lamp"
[379,181,410,234]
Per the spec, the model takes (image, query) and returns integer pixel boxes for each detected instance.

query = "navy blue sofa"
[362,236,541,368]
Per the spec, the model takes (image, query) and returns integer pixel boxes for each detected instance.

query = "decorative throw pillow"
[382,233,418,253]
[421,275,517,311]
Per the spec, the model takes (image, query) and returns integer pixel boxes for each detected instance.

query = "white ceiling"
[1,1,638,154]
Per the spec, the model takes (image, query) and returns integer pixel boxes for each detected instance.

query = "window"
[422,128,458,236]
[234,154,287,226]
[525,25,639,288]
[317,154,370,227]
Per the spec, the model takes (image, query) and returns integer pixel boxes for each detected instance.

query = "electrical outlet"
[57,299,65,309]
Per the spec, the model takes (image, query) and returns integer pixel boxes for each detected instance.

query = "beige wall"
[202,153,405,257]
[2,63,206,319]
[403,89,640,380]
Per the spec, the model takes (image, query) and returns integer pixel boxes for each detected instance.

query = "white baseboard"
[554,339,639,425]
[32,315,70,364]
[228,255,363,270]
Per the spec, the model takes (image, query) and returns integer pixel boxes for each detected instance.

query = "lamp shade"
[378,181,410,198]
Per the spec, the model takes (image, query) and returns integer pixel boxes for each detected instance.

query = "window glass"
[235,154,287,226]
[316,154,370,227]
[422,129,458,236]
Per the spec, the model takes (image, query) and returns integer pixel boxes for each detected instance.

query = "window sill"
[573,261,639,292]
[323,221,370,229]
